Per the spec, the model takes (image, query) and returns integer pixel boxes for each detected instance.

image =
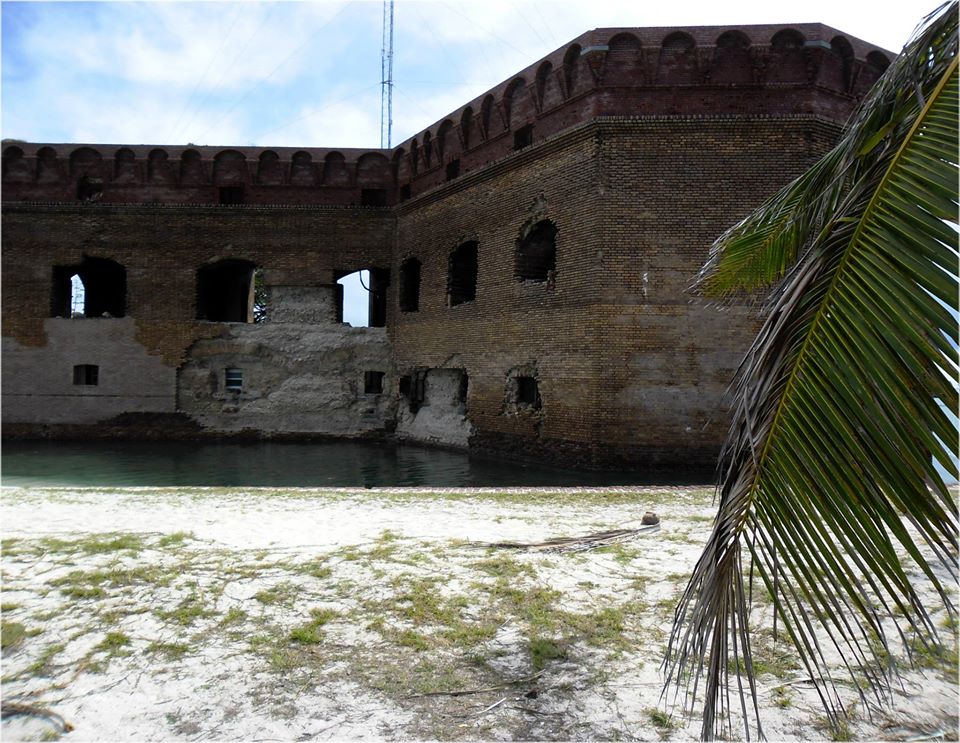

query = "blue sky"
[0,0,934,326]
[0,0,928,150]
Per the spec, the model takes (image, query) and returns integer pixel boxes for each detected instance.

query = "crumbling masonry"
[1,24,891,469]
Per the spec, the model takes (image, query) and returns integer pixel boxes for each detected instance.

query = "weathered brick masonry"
[1,23,891,468]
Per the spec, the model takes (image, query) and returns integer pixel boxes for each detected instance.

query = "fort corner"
[1,24,892,469]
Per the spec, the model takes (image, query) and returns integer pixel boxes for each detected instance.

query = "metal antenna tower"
[380,0,395,149]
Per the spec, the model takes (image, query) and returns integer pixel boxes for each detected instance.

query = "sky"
[0,0,936,326]
[0,0,932,151]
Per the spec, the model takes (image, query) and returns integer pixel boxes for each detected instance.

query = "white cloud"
[1,0,924,147]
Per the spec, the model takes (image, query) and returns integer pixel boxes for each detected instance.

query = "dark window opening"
[361,188,387,207]
[225,368,243,391]
[445,159,460,181]
[76,175,103,202]
[73,364,99,386]
[219,186,245,205]
[364,371,385,394]
[448,241,478,307]
[336,268,389,327]
[52,257,126,318]
[400,183,411,202]
[399,258,421,313]
[457,371,469,404]
[516,376,541,409]
[399,369,428,413]
[514,125,534,150]
[197,258,257,322]
[516,220,558,282]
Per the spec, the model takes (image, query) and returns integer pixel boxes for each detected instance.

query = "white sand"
[1,486,956,742]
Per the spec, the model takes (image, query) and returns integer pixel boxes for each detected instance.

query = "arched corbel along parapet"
[657,31,699,85]
[290,150,317,186]
[2,144,31,183]
[603,32,644,86]
[436,119,456,163]
[2,24,890,204]
[711,30,753,84]
[257,150,283,185]
[0,142,394,204]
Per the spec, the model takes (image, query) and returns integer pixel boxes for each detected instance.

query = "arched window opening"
[399,257,421,313]
[70,274,85,316]
[52,257,126,318]
[448,241,478,307]
[515,220,557,282]
[197,258,258,323]
[336,268,389,327]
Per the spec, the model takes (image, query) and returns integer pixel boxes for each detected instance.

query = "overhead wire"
[251,82,379,142]
[194,0,357,144]
[177,1,282,142]
[510,1,549,46]
[165,3,246,142]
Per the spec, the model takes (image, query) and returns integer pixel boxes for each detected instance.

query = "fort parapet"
[1,23,891,469]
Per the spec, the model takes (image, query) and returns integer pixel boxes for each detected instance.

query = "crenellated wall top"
[2,23,894,206]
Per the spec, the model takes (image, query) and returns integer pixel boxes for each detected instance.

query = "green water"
[1,440,713,488]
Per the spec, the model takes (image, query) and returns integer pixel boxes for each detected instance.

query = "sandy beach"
[1,486,956,741]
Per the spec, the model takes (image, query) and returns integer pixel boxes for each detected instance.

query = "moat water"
[1,441,714,488]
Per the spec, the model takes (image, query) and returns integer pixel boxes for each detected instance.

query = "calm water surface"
[1,441,714,488]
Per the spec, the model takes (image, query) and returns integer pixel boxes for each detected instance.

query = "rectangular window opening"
[225,368,243,391]
[445,159,460,181]
[364,371,385,394]
[399,184,412,202]
[72,364,99,386]
[516,376,540,408]
[361,189,387,207]
[513,125,534,151]
[219,186,245,205]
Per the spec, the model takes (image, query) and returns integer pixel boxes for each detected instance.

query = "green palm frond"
[666,4,959,740]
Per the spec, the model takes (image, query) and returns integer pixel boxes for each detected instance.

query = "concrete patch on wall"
[177,323,394,436]
[1,317,176,424]
[396,368,473,449]
[266,285,335,324]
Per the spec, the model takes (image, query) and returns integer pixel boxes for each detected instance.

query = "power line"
[194,1,357,144]
[177,1,282,142]
[252,83,379,142]
[165,3,246,142]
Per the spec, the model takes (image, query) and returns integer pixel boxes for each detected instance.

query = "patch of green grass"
[646,707,676,732]
[772,685,793,708]
[296,560,332,580]
[96,631,131,654]
[2,538,21,553]
[156,594,215,625]
[529,637,566,669]
[1,621,27,650]
[396,629,431,651]
[219,607,248,626]
[60,585,106,600]
[470,554,535,579]
[253,582,298,606]
[157,531,193,548]
[1,602,21,612]
[25,642,65,676]
[147,641,190,659]
[288,607,337,645]
[51,566,175,599]
[595,542,641,565]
